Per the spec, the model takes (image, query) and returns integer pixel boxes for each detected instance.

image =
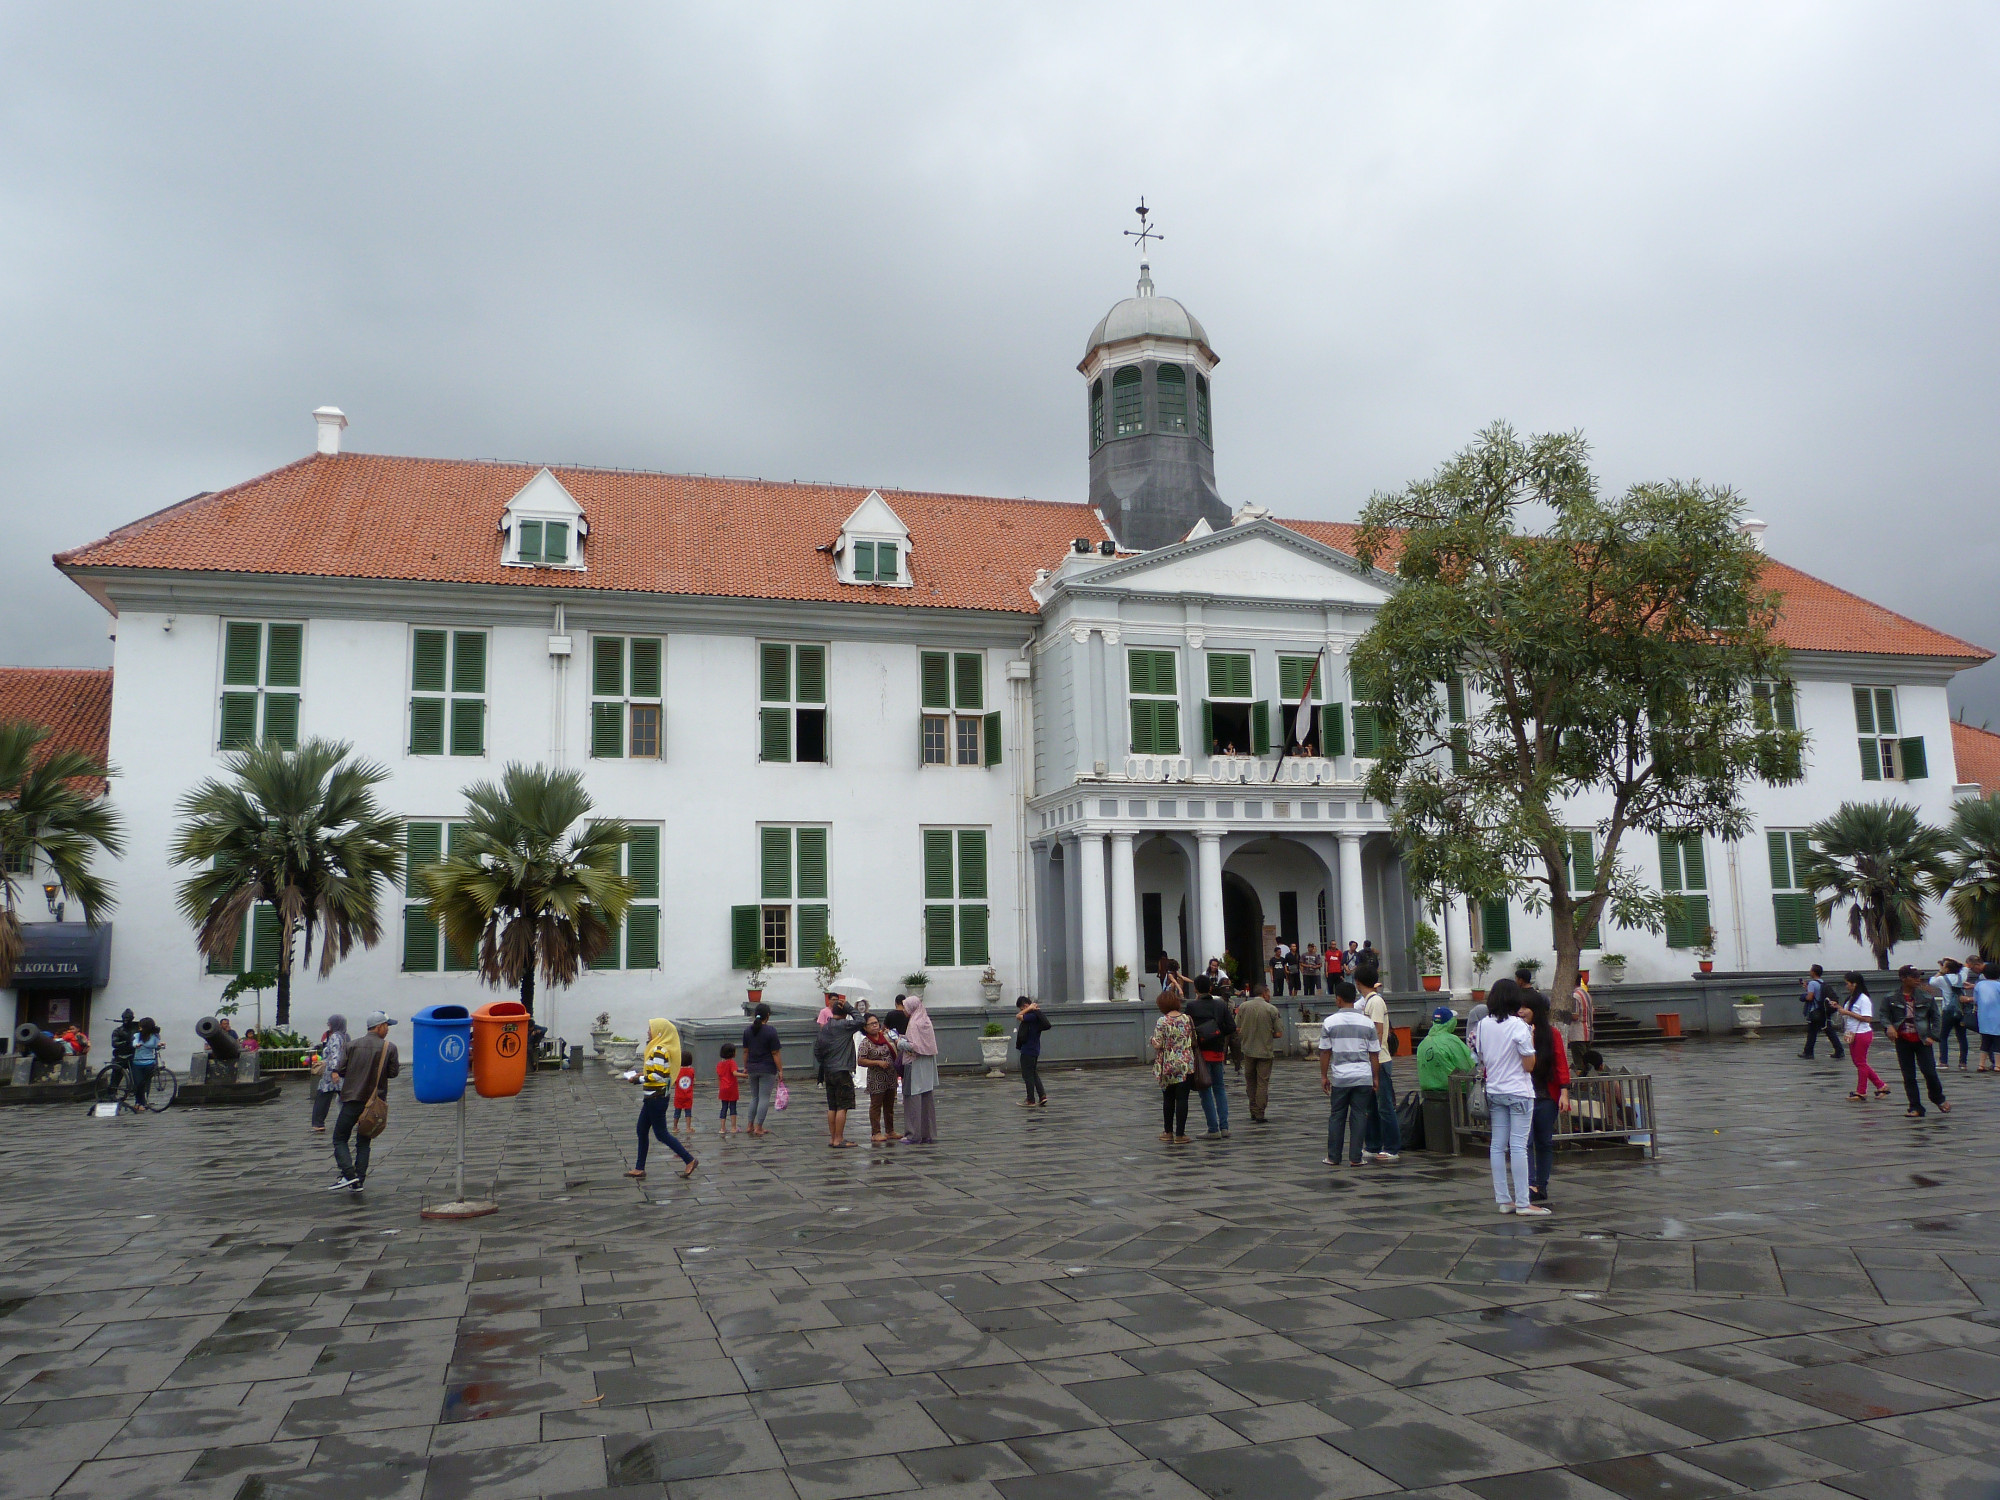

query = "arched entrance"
[1222,870,1263,981]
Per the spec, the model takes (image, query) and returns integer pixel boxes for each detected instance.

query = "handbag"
[1191,1052,1212,1090]
[773,1081,790,1112]
[355,1043,392,1139]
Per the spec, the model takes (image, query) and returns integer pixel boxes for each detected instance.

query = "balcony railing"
[1120,755,1352,786]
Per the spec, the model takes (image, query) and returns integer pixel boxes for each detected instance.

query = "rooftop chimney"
[313,406,348,456]
[1739,517,1767,552]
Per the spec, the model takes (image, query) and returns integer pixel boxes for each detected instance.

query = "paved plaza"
[2,1039,1999,1500]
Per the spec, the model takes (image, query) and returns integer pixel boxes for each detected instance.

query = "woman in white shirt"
[1831,972,1888,1101]
[1473,979,1549,1216]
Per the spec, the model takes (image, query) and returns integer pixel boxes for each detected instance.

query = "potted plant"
[1599,953,1627,984]
[1695,926,1717,974]
[1470,950,1493,1002]
[743,949,770,1009]
[1517,957,1543,984]
[902,970,930,996]
[982,966,1005,1004]
[602,1034,640,1068]
[980,1020,1008,1076]
[1411,921,1444,992]
[590,1010,613,1055]
[814,933,845,1003]
[1733,992,1765,1038]
[1110,964,1129,1002]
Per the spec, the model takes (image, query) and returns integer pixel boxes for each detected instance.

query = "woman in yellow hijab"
[626,1017,698,1179]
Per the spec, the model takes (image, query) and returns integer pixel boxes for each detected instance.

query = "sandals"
[624,1168,646,1178]
[1847,1092,1865,1101]
[1906,1109,1924,1118]
[681,1159,700,1177]
[1874,1089,1891,1099]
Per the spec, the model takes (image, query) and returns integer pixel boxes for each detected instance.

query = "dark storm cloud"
[4,4,1997,716]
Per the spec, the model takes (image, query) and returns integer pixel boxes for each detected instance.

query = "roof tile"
[0,668,112,794]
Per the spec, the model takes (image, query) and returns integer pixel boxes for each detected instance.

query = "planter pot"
[1470,989,1487,1003]
[746,987,763,1007]
[602,1040,640,1069]
[981,981,1004,1004]
[1421,975,1442,992]
[1699,961,1715,973]
[1732,1002,1764,1038]
[1602,966,1626,985]
[978,1036,1008,1077]
[589,1029,613,1056]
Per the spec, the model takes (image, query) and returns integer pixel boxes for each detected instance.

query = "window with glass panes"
[591,636,663,759]
[1766,829,1820,947]
[1128,649,1181,755]
[1280,653,1334,755]
[401,820,477,972]
[592,825,661,969]
[1853,685,1927,782]
[732,826,827,970]
[922,828,990,967]
[1202,651,1265,755]
[1195,373,1212,443]
[218,621,303,750]
[1111,366,1143,436]
[1089,379,1105,450]
[919,651,998,767]
[759,643,827,763]
[1658,833,1710,949]
[208,900,287,976]
[1565,829,1601,948]
[409,630,486,757]
[1157,363,1188,432]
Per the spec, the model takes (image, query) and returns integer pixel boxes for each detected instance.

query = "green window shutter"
[1570,831,1595,894]
[761,643,792,702]
[411,630,448,693]
[1449,727,1470,775]
[264,624,303,688]
[1130,700,1156,756]
[731,905,761,969]
[1352,706,1380,757]
[1250,701,1270,756]
[591,702,624,759]
[797,904,829,968]
[1446,672,1467,723]
[628,826,661,901]
[921,651,950,709]
[1129,651,1154,697]
[853,540,875,582]
[1209,653,1250,699]
[959,904,990,966]
[1765,829,1792,890]
[924,905,957,967]
[1752,681,1774,728]
[1771,893,1793,947]
[223,622,263,686]
[1131,649,1175,697]
[877,542,897,581]
[1658,832,1683,892]
[630,638,661,699]
[1789,832,1813,887]
[410,698,445,756]
[250,904,284,975]
[957,829,988,900]
[261,694,299,749]
[1680,836,1706,892]
[209,920,246,975]
[1156,699,1180,755]
[449,698,485,757]
[1795,890,1819,944]
[595,912,623,970]
[451,632,486,694]
[983,710,1002,767]
[1201,701,1214,753]
[594,637,625,697]
[405,821,442,896]
[1481,899,1512,953]
[1900,736,1928,780]
[924,829,956,900]
[1279,655,1308,701]
[1859,739,1882,780]
[760,706,792,762]
[796,827,827,900]
[625,906,660,970]
[1875,688,1898,734]
[402,905,440,971]
[1323,704,1346,756]
[1685,894,1710,946]
[544,523,568,563]
[518,519,543,563]
[954,653,984,711]
[794,644,826,704]
[219,693,259,750]
[1775,684,1797,731]
[761,826,793,900]
[1852,686,1876,734]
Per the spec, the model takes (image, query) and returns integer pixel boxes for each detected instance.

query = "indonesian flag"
[1292,650,1323,747]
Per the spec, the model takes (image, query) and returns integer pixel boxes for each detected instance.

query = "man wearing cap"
[330,1011,400,1192]
[1234,984,1283,1124]
[1416,1005,1474,1154]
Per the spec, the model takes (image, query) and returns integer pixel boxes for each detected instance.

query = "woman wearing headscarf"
[897,993,940,1144]
[626,1018,698,1179]
[312,1014,349,1133]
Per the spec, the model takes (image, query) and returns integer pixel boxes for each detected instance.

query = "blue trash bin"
[411,1003,473,1103]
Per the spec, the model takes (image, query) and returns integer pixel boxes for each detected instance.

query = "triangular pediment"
[503,468,584,520]
[839,490,909,539]
[1065,519,1394,604]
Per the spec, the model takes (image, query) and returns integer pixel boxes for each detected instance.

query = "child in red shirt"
[671,1060,696,1131]
[716,1043,741,1135]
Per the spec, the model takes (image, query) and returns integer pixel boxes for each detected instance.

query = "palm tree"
[422,763,634,1016]
[1799,801,1952,971]
[0,722,124,986]
[1936,793,2000,957]
[172,739,402,1027]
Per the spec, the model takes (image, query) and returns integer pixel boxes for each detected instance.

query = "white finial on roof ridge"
[313,407,347,456]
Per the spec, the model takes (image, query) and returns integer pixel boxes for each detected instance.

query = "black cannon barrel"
[195,1016,240,1062]
[13,1024,65,1066]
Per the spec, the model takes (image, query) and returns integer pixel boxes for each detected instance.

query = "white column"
[1109,830,1139,1001]
[1196,832,1225,970]
[1338,832,1367,949]
[1076,832,1111,1004]
[1444,896,1475,999]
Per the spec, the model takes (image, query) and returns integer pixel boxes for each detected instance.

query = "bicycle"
[91,1061,179,1113]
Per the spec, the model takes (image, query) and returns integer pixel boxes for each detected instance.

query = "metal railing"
[1447,1070,1658,1158]
[1119,754,1355,786]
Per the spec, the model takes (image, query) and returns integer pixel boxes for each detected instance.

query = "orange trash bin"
[1657,1012,1683,1038]
[471,1000,531,1098]
[1393,1025,1413,1058]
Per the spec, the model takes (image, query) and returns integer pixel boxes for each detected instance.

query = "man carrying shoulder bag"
[331,1011,400,1193]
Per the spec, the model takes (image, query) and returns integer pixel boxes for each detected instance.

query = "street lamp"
[42,883,59,917]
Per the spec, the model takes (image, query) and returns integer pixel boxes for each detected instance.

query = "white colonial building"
[17,271,1991,1046]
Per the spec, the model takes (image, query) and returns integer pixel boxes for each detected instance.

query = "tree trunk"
[520,938,536,1018]
[275,964,291,1029]
[1548,901,1580,1025]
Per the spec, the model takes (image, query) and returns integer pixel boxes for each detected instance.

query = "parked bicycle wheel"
[144,1067,179,1111]
[93,1064,124,1103]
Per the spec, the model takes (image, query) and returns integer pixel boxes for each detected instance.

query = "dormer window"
[835,490,913,588]
[500,468,587,571]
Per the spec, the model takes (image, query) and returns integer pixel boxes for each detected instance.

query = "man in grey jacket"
[1234,986,1283,1124]
[331,1012,399,1192]
[1886,966,1949,1118]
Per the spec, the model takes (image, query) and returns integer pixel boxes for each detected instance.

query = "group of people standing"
[1800,958,2000,1118]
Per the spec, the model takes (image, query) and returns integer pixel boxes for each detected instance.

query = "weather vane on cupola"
[1123,198,1162,295]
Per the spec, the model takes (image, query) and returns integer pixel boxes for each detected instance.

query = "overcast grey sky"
[5,4,1998,719]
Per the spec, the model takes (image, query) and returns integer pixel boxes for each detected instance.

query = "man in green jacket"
[1416,1006,1474,1155]
[1234,985,1284,1124]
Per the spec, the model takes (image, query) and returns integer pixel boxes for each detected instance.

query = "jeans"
[130,1064,154,1106]
[311,1085,338,1128]
[1303,973,1320,996]
[1326,1083,1372,1164]
[332,1098,371,1183]
[747,1072,778,1127]
[635,1091,693,1169]
[1488,1094,1534,1207]
[1939,1014,1970,1066]
[1243,1057,1273,1120]
[1895,1039,1947,1114]
[1530,1096,1558,1193]
[1363,1059,1401,1155]
[1021,1054,1046,1103]
[1195,1060,1230,1132]
[1160,1079,1192,1136]
[1802,1013,1844,1058]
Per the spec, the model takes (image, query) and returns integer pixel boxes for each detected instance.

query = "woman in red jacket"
[1524,992,1570,1210]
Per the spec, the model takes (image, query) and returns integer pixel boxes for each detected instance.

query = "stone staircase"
[1589,1004,1675,1047]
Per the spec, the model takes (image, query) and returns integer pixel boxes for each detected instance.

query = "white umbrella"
[826,977,873,996]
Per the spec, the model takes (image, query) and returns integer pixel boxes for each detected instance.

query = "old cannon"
[14,1024,66,1066]
[190,1016,259,1086]
[9,1024,81,1086]
[195,1016,240,1062]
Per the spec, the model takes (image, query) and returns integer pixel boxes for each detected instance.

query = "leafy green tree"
[1937,794,2000,956]
[421,763,633,1016]
[1796,801,1953,970]
[172,739,401,1027]
[1352,423,1804,1004]
[0,722,123,986]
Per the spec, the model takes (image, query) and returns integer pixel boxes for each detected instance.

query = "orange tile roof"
[54,452,1989,662]
[1952,721,2000,793]
[0,668,112,794]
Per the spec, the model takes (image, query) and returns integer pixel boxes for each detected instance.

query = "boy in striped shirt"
[1317,980,1380,1166]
